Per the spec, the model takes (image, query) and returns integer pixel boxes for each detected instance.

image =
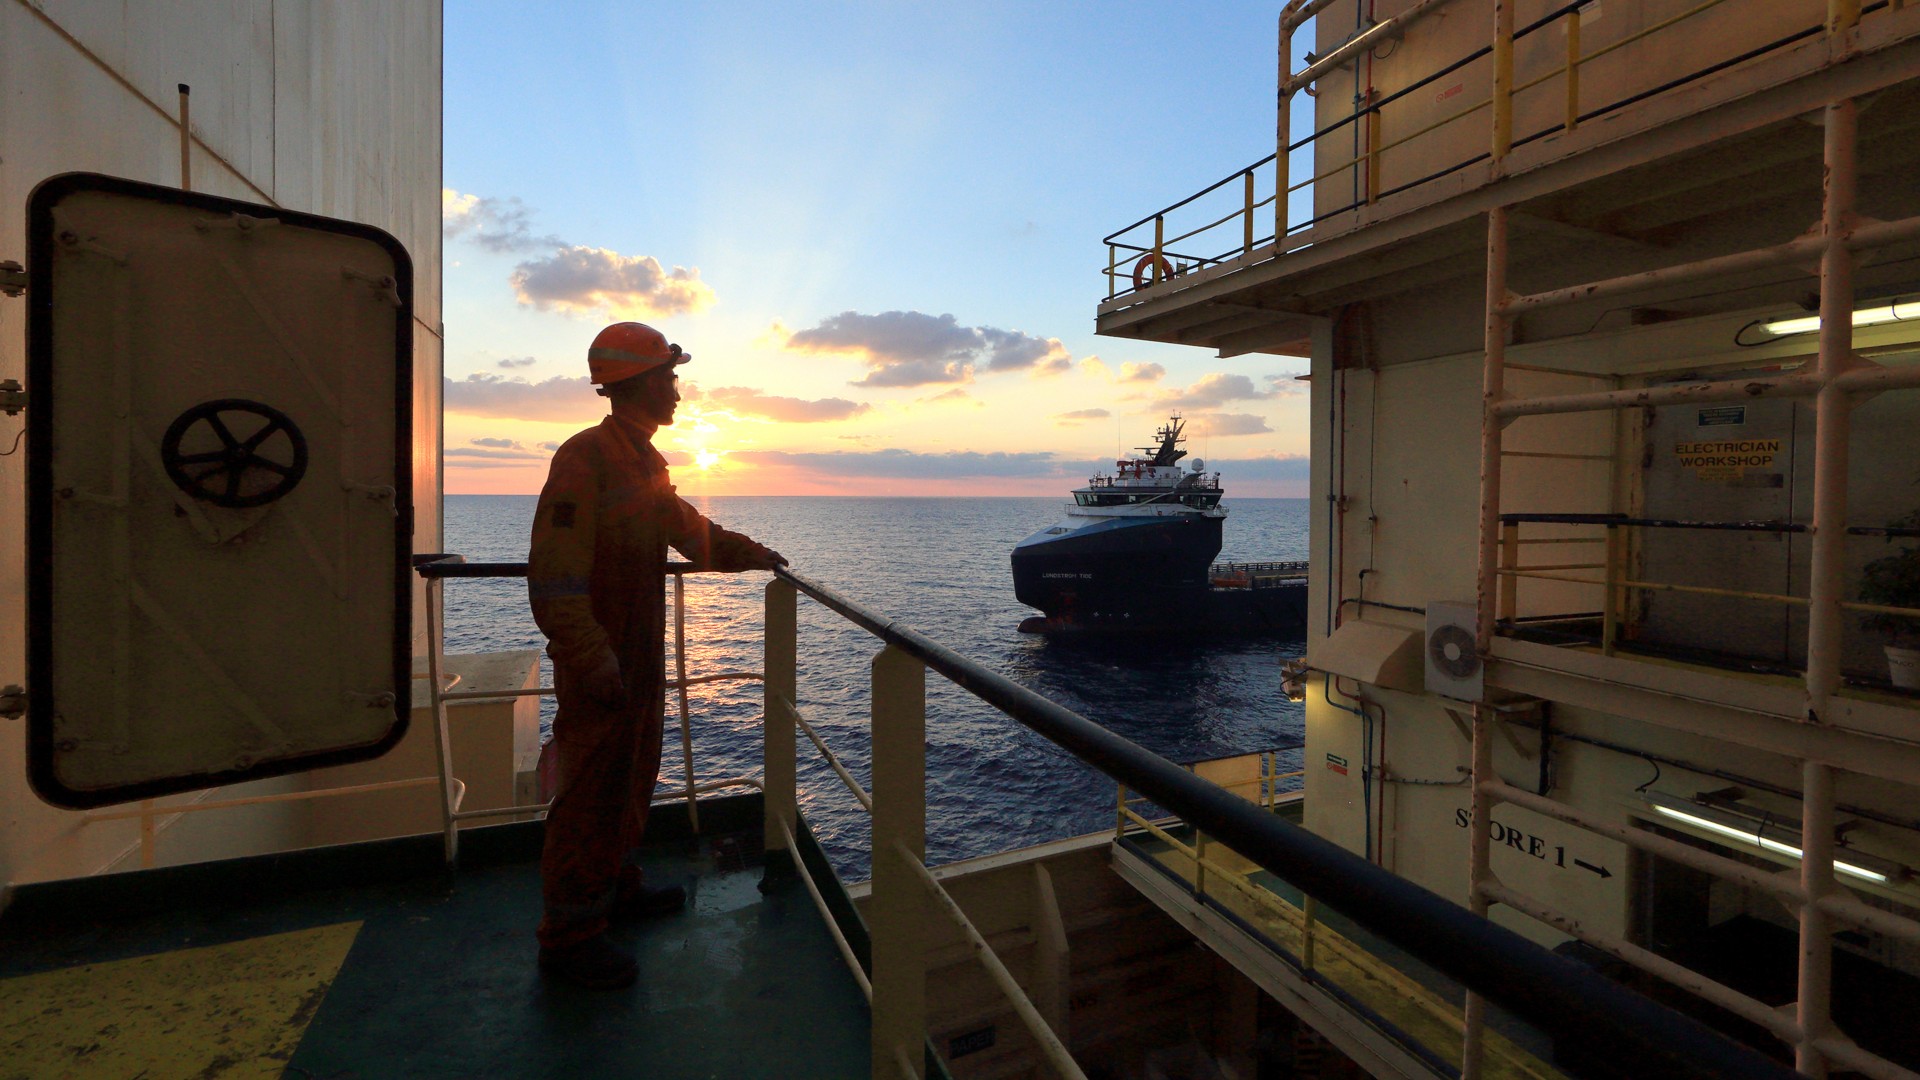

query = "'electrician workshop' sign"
[1674,438,1780,481]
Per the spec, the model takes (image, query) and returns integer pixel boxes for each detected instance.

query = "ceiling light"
[1759,298,1913,337]
[1646,798,1895,885]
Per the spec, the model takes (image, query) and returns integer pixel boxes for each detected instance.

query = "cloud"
[511,247,715,319]
[442,189,561,253]
[1055,408,1111,425]
[1119,362,1166,383]
[704,386,871,423]
[443,373,601,422]
[497,356,537,369]
[777,310,1070,388]
[446,188,717,319]
[446,446,551,461]
[539,441,561,451]
[1079,357,1110,379]
[1265,372,1309,396]
[730,448,1063,479]
[1153,373,1277,410]
[470,437,520,449]
[920,388,975,405]
[1189,412,1273,437]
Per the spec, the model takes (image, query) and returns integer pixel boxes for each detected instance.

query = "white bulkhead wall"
[0,2,443,886]
[1305,285,1920,950]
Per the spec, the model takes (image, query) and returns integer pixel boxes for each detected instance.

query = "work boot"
[538,933,638,990]
[612,882,687,921]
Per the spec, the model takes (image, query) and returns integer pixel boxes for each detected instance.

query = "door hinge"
[0,379,24,417]
[0,685,24,720]
[0,261,24,298]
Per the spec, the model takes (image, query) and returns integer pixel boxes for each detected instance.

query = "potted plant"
[1859,509,1920,690]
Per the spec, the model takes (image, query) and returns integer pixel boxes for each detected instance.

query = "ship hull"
[1012,514,1224,630]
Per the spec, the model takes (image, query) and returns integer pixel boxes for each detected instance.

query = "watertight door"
[24,173,413,809]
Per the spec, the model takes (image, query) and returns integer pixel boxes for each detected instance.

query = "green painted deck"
[0,796,870,1079]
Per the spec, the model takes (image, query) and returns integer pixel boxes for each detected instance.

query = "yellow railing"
[1496,517,1920,663]
[1103,0,1873,301]
[1112,793,1562,1080]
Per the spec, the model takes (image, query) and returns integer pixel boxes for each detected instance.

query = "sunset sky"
[443,2,1314,496]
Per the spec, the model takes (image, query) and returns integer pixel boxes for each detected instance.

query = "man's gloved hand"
[751,547,789,571]
[580,653,628,709]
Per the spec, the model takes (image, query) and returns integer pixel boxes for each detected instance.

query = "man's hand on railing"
[748,547,789,571]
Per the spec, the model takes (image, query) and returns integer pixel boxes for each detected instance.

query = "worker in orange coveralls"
[528,321,785,989]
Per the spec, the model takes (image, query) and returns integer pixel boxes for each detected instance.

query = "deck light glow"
[1649,804,1890,883]
[1759,299,1913,337]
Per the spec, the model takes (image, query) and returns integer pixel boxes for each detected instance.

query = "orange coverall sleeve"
[528,441,615,673]
[662,492,773,571]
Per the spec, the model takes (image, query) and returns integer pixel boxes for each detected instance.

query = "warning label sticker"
[1675,438,1780,480]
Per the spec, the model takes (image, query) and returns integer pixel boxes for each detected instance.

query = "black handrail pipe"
[773,565,1803,1080]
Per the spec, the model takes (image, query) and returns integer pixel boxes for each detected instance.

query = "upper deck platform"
[1095,0,1920,362]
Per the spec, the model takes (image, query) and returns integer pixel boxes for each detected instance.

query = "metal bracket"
[0,260,24,298]
[0,684,24,720]
[0,379,24,417]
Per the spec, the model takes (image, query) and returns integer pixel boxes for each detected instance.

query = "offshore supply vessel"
[1010,415,1308,634]
[3,3,1920,1080]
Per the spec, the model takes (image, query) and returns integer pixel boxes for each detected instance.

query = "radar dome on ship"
[1191,459,1205,472]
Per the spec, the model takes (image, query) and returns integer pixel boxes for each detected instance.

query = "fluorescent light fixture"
[1649,803,1890,884]
[1759,298,1913,337]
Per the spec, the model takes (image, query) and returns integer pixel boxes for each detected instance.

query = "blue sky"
[442,2,1316,494]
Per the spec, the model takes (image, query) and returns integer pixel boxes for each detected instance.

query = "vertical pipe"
[1565,10,1582,133]
[177,84,192,192]
[1116,782,1127,836]
[1107,244,1117,300]
[1829,0,1862,35]
[673,573,700,835]
[869,645,928,1079]
[1467,262,1509,1080]
[1477,207,1511,655]
[425,578,460,865]
[1796,95,1858,1080]
[1492,0,1515,162]
[763,579,797,858]
[1031,864,1071,1047]
[1244,170,1257,255]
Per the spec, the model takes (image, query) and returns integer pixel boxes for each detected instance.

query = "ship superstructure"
[1099,0,1920,1075]
[1011,416,1229,627]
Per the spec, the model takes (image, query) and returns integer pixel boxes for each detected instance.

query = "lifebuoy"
[1132,252,1174,291]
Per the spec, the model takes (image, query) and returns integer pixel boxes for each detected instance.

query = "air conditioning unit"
[1425,601,1483,701]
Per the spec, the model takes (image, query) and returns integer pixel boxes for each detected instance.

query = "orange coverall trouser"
[529,415,769,949]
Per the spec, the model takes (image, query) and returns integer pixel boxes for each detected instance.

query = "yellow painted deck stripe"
[0,920,361,1080]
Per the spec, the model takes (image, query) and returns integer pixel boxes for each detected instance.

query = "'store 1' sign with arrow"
[1454,808,1613,879]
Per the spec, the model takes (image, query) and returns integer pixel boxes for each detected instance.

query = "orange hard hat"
[587,322,691,385]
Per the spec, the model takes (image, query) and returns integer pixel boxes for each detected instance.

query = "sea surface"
[442,495,1309,877]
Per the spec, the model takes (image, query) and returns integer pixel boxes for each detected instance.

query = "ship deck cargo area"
[0,795,871,1078]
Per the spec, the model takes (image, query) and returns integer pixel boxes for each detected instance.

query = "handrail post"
[870,644,928,1078]
[1107,243,1117,300]
[1565,7,1582,133]
[425,575,461,866]
[763,579,797,864]
[673,571,700,834]
[1491,0,1515,163]
[1602,524,1620,655]
[1303,894,1319,974]
[1152,215,1166,286]
[1277,10,1293,243]
[1243,169,1256,255]
[1499,521,1519,623]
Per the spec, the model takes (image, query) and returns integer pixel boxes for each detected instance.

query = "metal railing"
[767,566,1799,1079]
[1100,0,1894,302]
